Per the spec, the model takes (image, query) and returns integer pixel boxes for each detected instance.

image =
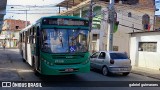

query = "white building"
[130,31,160,70]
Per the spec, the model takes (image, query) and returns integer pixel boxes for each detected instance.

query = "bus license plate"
[65,68,74,72]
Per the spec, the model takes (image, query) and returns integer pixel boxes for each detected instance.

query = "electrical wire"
[6,12,58,14]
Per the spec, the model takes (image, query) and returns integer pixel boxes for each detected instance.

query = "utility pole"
[89,0,93,32]
[8,16,13,48]
[26,10,28,27]
[107,0,115,51]
[132,24,134,32]
[89,0,93,52]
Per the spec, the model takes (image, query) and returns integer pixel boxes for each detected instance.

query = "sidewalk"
[131,66,160,80]
[0,49,21,81]
[0,47,18,49]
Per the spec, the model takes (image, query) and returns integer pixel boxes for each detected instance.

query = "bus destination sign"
[43,18,89,26]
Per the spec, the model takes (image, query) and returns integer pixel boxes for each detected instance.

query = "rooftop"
[129,30,160,34]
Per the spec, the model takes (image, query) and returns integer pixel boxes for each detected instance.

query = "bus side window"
[30,29,33,44]
[33,27,35,44]
[27,31,28,43]
[27,31,29,44]
[23,32,25,42]
[29,29,32,43]
[20,33,22,42]
[22,33,23,42]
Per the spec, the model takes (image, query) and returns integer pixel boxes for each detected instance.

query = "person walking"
[3,43,6,50]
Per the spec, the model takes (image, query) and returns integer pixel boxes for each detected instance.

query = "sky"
[4,0,64,23]
[155,0,160,15]
[4,0,160,23]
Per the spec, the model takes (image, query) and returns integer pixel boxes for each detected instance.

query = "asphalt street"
[0,49,159,90]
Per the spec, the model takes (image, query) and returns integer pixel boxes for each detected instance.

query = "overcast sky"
[155,0,160,15]
[7,0,62,6]
[4,0,160,23]
[4,0,64,23]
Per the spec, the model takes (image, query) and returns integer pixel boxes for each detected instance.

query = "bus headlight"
[82,59,90,65]
[41,58,54,66]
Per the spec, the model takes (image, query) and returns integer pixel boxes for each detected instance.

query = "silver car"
[90,51,132,76]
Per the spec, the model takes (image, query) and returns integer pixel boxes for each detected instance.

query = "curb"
[131,70,160,80]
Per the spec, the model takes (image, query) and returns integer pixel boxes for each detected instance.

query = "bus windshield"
[41,29,88,53]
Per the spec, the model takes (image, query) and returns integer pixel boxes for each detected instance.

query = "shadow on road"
[91,68,130,77]
[39,74,86,81]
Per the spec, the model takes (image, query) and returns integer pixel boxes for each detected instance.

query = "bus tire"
[22,52,26,62]
[33,58,41,77]
[34,70,41,77]
[23,58,26,62]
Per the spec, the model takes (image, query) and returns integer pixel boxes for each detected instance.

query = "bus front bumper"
[40,62,90,75]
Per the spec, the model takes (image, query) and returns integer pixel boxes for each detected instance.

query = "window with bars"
[92,34,99,41]
[138,42,157,52]
[113,46,119,51]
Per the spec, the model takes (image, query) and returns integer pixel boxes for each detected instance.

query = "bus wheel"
[34,70,41,77]
[33,59,41,77]
[22,56,26,62]
[22,52,26,62]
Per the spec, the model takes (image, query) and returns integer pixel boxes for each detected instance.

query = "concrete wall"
[100,7,154,54]
[130,32,160,70]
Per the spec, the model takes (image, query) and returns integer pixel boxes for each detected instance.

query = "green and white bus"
[19,16,90,76]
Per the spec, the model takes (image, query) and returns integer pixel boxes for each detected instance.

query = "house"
[0,19,30,48]
[129,31,160,70]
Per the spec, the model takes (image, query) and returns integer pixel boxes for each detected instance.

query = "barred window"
[138,42,157,52]
[92,34,99,41]
[113,46,119,51]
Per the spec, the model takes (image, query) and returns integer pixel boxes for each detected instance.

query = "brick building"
[0,19,30,48]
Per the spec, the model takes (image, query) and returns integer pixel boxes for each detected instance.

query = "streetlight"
[6,15,13,48]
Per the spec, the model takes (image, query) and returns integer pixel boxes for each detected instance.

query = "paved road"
[0,49,159,90]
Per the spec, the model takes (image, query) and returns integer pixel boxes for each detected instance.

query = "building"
[56,0,155,53]
[155,16,160,30]
[130,31,160,70]
[0,0,7,32]
[0,19,30,48]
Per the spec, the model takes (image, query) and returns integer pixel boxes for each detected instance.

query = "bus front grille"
[52,54,85,59]
[55,62,81,65]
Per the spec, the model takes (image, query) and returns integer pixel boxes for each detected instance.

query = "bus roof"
[19,24,34,33]
[38,15,88,21]
[20,15,89,33]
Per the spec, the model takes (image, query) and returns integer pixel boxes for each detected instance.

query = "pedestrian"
[3,43,6,50]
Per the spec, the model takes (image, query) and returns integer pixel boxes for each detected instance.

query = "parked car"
[90,51,132,76]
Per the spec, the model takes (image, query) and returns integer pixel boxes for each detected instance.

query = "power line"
[6,12,57,14]
[7,4,59,8]
[119,23,143,31]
